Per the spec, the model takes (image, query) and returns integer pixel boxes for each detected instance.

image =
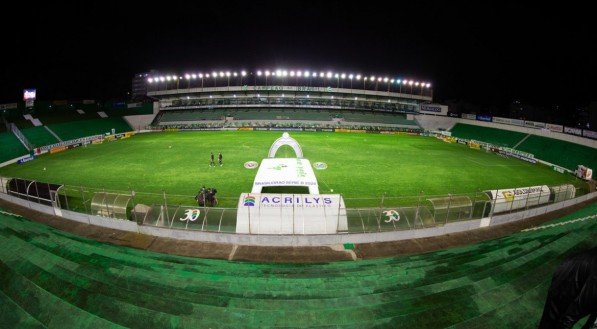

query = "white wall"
[415,114,457,130]
[123,114,158,131]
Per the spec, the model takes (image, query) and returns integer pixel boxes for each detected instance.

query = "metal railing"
[0,176,588,235]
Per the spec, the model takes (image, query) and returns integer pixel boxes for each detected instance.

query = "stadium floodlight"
[219,72,225,77]
[160,76,165,82]
[257,70,262,76]
[276,70,282,76]
[341,73,346,79]
[290,71,295,77]
[282,70,288,77]
[241,71,247,76]
[327,72,333,78]
[185,74,191,80]
[348,74,353,79]
[312,72,317,77]
[206,74,210,78]
[426,83,431,88]
[272,72,277,76]
[166,76,172,81]
[383,77,388,82]
[304,70,309,77]
[233,72,237,77]
[297,71,302,77]
[334,73,339,78]
[364,77,368,81]
[191,74,197,79]
[370,76,375,81]
[265,70,270,76]
[198,73,203,78]
[402,80,407,84]
[396,79,401,84]
[390,79,394,83]
[212,71,217,77]
[319,72,324,77]
[378,77,382,82]
[356,74,361,80]
[147,78,153,83]
[408,80,413,85]
[415,82,419,86]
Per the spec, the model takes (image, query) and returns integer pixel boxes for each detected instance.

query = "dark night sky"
[1,1,595,119]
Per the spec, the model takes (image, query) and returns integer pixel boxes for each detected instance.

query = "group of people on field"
[196,152,223,206]
[195,186,218,207]
[210,152,223,167]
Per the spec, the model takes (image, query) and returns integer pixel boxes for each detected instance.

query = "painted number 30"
[179,209,201,221]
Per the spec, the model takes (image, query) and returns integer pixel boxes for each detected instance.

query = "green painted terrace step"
[0,204,595,328]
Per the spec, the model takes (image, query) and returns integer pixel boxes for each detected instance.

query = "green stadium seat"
[0,132,29,163]
[516,135,597,170]
[20,126,60,148]
[47,117,133,141]
[450,123,527,148]
[0,203,595,327]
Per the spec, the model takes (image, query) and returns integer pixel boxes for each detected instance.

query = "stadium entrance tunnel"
[4,177,65,208]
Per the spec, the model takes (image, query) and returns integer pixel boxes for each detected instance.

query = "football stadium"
[0,68,596,327]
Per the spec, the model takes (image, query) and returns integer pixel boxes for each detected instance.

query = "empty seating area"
[157,108,418,126]
[20,126,60,148]
[160,109,225,122]
[341,111,417,125]
[47,117,132,141]
[449,123,597,170]
[517,135,597,170]
[232,109,334,121]
[0,133,29,163]
[3,101,153,129]
[0,203,595,327]
[450,123,528,147]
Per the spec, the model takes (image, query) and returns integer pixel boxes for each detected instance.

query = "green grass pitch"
[0,131,583,208]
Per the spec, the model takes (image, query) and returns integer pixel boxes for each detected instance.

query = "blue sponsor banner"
[476,114,493,122]
[17,155,35,164]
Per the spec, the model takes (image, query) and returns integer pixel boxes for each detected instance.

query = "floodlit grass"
[0,131,583,207]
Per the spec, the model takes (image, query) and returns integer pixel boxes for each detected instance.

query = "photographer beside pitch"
[538,247,597,329]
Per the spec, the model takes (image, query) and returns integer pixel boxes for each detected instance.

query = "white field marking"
[228,244,239,261]
[464,156,526,167]
[0,210,22,218]
[521,214,596,232]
